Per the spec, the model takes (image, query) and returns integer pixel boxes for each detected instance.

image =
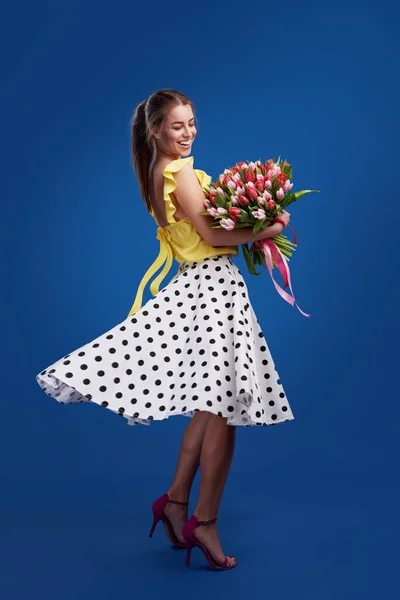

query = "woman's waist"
[173,245,238,263]
[158,219,238,263]
[168,234,238,263]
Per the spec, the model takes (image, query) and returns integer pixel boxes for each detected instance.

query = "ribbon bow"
[127,227,174,317]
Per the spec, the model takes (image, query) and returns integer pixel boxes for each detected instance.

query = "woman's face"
[153,103,197,159]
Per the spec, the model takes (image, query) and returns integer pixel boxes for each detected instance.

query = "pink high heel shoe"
[149,493,188,549]
[182,515,237,570]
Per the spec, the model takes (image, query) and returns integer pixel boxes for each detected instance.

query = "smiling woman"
[154,105,196,155]
[36,88,293,573]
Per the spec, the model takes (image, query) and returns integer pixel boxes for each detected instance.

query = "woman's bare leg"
[163,410,212,542]
[193,414,237,566]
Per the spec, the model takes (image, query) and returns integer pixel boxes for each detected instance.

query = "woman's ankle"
[194,507,219,521]
[167,486,190,503]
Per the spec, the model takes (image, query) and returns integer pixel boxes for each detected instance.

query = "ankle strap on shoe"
[168,499,188,506]
[197,517,217,526]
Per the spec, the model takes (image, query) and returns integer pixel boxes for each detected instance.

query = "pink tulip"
[253,209,266,220]
[216,187,226,197]
[220,218,235,231]
[263,191,272,201]
[217,207,228,215]
[276,187,285,200]
[264,178,272,189]
[267,166,281,178]
[283,179,293,192]
[207,207,219,217]
[227,180,237,190]
[231,195,239,206]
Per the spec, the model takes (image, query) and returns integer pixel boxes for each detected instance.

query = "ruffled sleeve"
[193,168,212,192]
[162,156,195,224]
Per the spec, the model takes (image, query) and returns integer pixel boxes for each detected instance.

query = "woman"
[36,88,294,571]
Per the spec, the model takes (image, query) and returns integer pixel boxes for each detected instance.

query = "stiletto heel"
[149,492,188,549]
[182,514,237,571]
[148,518,158,538]
[185,545,192,567]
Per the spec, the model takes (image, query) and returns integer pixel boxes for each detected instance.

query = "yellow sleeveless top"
[127,156,238,317]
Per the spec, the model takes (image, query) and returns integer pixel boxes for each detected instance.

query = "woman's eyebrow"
[171,118,195,124]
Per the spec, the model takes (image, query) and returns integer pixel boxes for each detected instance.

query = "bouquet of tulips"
[200,157,319,315]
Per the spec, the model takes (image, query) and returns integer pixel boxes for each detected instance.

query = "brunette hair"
[131,89,196,213]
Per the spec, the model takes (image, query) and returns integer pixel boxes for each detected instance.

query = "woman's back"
[125,155,239,317]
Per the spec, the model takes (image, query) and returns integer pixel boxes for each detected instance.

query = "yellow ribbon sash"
[127,227,173,317]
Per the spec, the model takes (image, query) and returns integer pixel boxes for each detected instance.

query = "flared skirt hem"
[36,371,294,428]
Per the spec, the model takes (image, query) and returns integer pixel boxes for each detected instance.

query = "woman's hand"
[257,210,291,240]
[276,209,291,228]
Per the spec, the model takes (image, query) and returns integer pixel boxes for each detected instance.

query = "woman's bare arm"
[174,164,284,246]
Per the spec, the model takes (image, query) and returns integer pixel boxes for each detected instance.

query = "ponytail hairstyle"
[131,89,196,213]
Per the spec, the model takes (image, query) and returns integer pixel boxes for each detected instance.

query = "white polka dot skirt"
[36,255,294,427]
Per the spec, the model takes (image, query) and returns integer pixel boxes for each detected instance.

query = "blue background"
[2,0,399,598]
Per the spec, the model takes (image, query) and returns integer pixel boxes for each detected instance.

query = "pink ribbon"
[260,237,311,318]
[286,223,297,246]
